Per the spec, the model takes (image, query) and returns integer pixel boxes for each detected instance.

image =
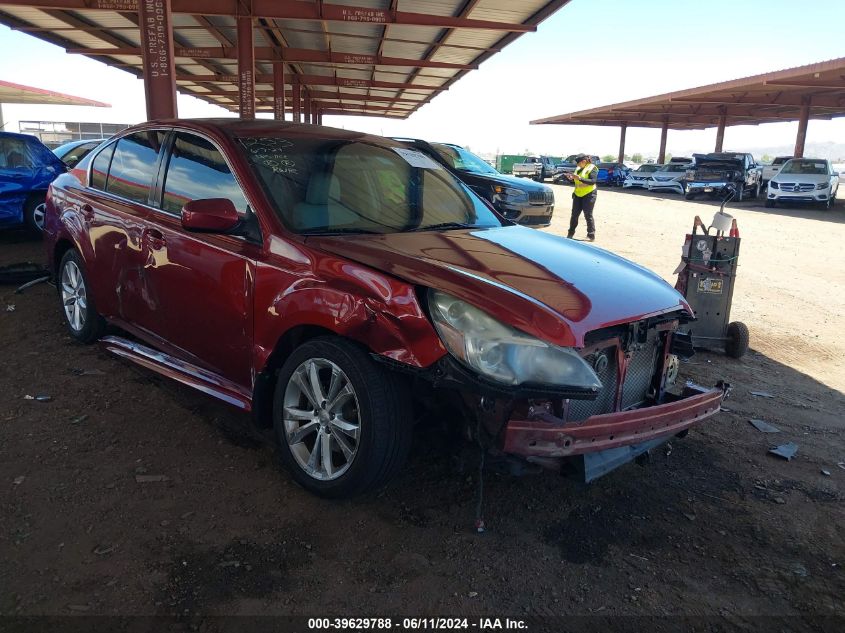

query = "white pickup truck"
[761,156,793,184]
[512,156,557,181]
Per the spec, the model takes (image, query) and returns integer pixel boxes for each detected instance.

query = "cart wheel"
[725,321,749,358]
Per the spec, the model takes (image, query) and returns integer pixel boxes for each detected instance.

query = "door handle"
[145,228,166,250]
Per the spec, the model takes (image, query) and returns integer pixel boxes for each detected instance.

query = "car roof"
[129,118,401,147]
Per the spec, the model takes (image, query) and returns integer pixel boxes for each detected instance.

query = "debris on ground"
[23,394,52,402]
[13,476,25,485]
[71,368,106,377]
[134,474,170,483]
[93,544,117,556]
[768,443,799,461]
[750,391,775,398]
[749,419,781,433]
[14,275,50,294]
[5,304,14,312]
[69,415,88,425]
[821,469,831,477]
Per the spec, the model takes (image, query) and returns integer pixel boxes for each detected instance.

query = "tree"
[761,153,773,163]
[601,154,616,162]
[631,153,643,164]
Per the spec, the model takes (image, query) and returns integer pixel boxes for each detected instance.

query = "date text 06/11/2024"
[307,618,529,630]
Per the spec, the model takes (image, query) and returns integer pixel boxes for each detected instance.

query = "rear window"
[106,131,166,204]
[772,156,792,165]
[239,136,501,234]
[0,136,34,170]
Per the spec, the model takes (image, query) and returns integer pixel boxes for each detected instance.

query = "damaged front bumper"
[502,382,725,477]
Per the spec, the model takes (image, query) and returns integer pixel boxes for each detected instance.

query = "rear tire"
[272,337,412,498]
[725,322,749,358]
[57,249,106,343]
[753,180,761,199]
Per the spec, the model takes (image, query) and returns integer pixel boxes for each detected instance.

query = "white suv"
[766,158,839,210]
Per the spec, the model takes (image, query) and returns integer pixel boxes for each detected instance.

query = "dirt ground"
[1,187,843,629]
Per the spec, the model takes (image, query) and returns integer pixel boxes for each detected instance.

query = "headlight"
[816,182,830,190]
[493,185,528,202]
[769,181,779,190]
[685,170,695,181]
[427,290,602,390]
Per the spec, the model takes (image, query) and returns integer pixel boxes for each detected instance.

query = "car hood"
[464,171,550,192]
[307,226,690,348]
[695,158,743,169]
[771,172,831,184]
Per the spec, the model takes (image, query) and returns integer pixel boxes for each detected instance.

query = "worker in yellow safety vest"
[564,154,598,241]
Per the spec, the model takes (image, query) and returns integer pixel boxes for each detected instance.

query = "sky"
[0,0,844,158]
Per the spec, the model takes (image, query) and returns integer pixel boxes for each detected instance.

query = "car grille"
[566,326,662,422]
[519,214,551,226]
[778,182,815,192]
[528,191,554,204]
[654,176,674,182]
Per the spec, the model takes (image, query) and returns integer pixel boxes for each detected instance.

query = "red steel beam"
[714,107,726,152]
[138,0,177,120]
[68,45,477,69]
[0,0,535,31]
[794,96,811,158]
[174,73,444,92]
[237,16,254,119]
[657,118,669,164]
[273,62,285,121]
[193,88,420,103]
[292,82,301,123]
[303,90,312,124]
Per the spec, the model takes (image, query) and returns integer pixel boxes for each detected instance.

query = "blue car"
[596,162,631,187]
[0,131,66,232]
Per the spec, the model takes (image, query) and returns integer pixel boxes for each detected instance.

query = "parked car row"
[618,153,838,209]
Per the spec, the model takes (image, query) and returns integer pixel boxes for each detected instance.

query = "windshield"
[636,164,660,173]
[239,137,502,235]
[431,143,499,175]
[779,159,829,175]
[658,164,686,172]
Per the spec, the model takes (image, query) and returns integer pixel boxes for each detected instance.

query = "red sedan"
[43,120,724,497]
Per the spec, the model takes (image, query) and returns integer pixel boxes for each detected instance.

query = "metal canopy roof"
[0,78,109,106]
[531,57,845,130]
[0,0,571,119]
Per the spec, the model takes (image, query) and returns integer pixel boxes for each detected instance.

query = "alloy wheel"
[32,203,46,231]
[60,260,87,332]
[282,358,361,481]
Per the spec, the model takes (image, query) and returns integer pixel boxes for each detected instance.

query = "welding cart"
[674,196,749,358]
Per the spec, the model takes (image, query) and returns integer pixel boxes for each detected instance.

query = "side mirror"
[834,172,840,177]
[181,198,240,232]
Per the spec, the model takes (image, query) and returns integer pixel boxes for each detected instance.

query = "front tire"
[685,192,697,200]
[272,337,412,498]
[733,184,744,203]
[58,249,106,343]
[765,199,775,208]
